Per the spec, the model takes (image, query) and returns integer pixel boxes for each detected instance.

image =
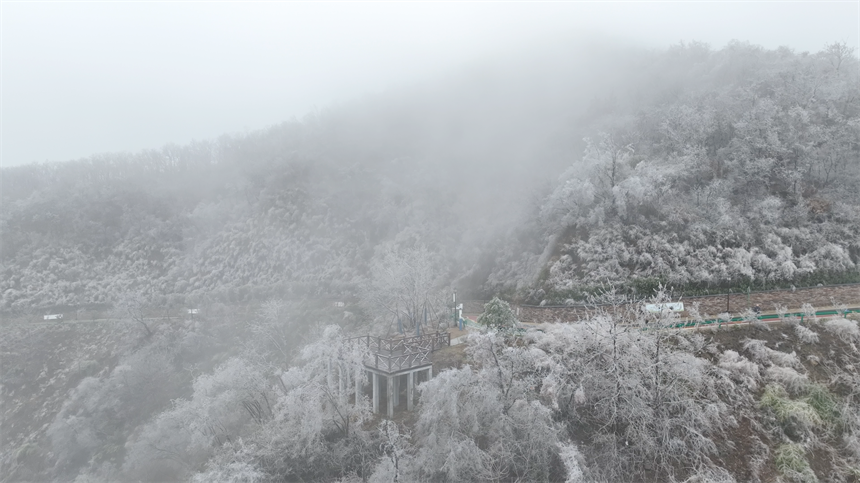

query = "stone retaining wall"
[684,284,860,316]
[512,284,860,324]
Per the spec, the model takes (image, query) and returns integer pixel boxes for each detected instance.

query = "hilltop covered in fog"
[2,41,858,313]
[498,41,860,302]
[3,39,860,483]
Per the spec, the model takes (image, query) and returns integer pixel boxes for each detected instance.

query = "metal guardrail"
[369,350,433,373]
[349,332,450,353]
[348,331,450,374]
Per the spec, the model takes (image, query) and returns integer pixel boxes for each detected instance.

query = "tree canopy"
[476,296,519,332]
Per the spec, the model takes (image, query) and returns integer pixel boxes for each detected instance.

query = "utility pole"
[726,290,730,313]
[453,289,458,329]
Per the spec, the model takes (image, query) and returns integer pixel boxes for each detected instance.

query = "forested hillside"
[1,41,607,311]
[489,41,860,302]
[2,41,858,313]
[2,39,860,483]
[5,294,860,482]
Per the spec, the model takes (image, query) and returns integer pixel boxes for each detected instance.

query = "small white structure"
[43,314,63,320]
[187,309,199,315]
[644,302,684,313]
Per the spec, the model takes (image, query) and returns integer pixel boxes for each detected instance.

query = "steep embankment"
[680,316,860,482]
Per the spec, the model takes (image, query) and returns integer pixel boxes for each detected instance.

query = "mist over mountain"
[0,40,622,310]
[2,40,858,313]
[493,41,860,302]
[2,39,860,483]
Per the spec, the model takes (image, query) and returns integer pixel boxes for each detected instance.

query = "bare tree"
[360,244,446,335]
[112,291,154,337]
[823,41,855,73]
[245,298,300,365]
[534,288,735,481]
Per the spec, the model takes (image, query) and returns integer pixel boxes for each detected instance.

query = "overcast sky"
[2,1,858,167]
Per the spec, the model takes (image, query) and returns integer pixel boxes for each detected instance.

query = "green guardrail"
[465,309,858,332]
[674,308,860,329]
[459,317,479,330]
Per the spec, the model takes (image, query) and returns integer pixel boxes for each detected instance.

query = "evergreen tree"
[477,297,519,332]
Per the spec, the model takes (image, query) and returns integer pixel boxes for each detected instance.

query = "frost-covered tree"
[533,292,736,481]
[490,42,860,300]
[409,337,565,482]
[360,245,446,335]
[111,290,154,337]
[369,421,411,483]
[121,357,274,482]
[476,296,519,332]
[106,325,380,482]
[47,326,187,480]
[244,298,304,366]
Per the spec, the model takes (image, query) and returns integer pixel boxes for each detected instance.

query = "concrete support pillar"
[393,375,400,408]
[407,371,415,411]
[372,372,379,414]
[338,365,346,407]
[355,366,362,407]
[387,375,394,418]
[427,366,433,380]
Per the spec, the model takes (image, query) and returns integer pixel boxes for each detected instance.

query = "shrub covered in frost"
[775,443,818,483]
[760,384,823,434]
[765,366,808,396]
[801,303,818,325]
[718,350,760,389]
[742,338,801,368]
[191,460,263,483]
[843,403,860,461]
[558,443,587,483]
[794,325,819,344]
[822,318,860,342]
[682,466,737,483]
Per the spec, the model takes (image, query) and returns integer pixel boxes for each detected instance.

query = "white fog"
[2,3,859,483]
